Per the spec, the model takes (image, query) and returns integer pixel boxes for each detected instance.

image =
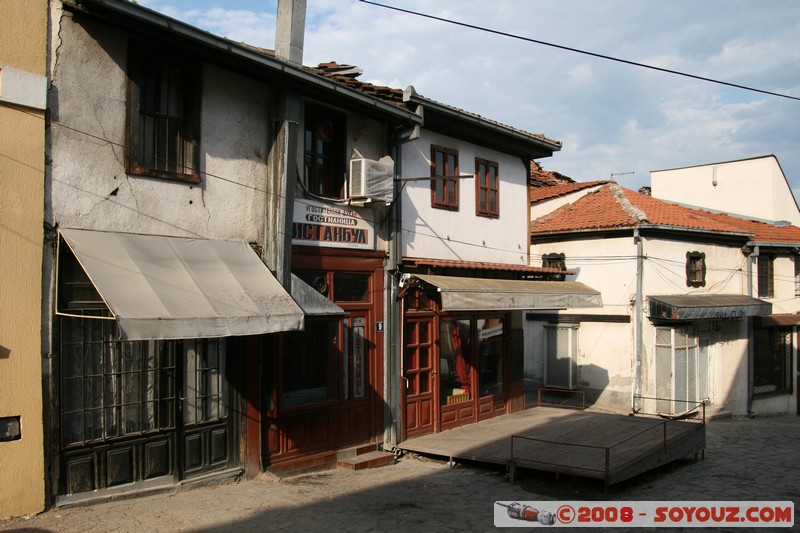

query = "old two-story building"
[41,0,421,507]
[0,0,48,519]
[387,90,604,444]
[528,178,800,419]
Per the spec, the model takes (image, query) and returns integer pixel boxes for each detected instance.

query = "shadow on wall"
[525,363,611,410]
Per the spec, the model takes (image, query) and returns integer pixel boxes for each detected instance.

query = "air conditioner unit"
[348,150,394,203]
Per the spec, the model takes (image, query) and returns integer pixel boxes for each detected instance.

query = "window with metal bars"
[753,327,793,396]
[654,326,707,415]
[685,251,706,287]
[183,338,228,425]
[60,316,177,447]
[757,255,775,298]
[542,253,567,281]
[126,42,200,183]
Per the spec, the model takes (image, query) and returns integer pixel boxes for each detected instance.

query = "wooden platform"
[398,407,705,488]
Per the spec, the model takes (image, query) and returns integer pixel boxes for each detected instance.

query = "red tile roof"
[531,183,800,244]
[529,160,575,186]
[402,257,571,275]
[529,180,609,203]
[307,62,560,146]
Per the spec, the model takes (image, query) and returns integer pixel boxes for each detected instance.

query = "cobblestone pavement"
[2,415,798,532]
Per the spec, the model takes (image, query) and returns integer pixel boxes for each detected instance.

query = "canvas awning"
[410,274,603,311]
[290,274,346,317]
[648,294,772,321]
[57,228,305,340]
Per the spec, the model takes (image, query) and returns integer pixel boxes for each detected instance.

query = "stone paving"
[1,415,798,532]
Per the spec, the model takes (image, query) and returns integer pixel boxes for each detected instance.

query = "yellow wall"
[0,0,47,519]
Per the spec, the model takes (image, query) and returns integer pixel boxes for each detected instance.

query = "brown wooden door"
[403,317,435,438]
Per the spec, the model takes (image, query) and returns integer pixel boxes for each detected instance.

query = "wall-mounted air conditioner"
[348,149,394,203]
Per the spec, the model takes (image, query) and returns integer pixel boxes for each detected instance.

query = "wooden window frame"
[430,145,459,210]
[126,42,201,184]
[304,103,347,199]
[757,255,774,298]
[542,252,567,281]
[475,158,499,218]
[685,251,707,288]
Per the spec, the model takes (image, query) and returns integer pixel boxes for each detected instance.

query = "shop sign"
[292,199,374,250]
[353,317,366,398]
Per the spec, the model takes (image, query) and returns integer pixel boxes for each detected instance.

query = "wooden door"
[403,317,435,438]
[180,338,235,479]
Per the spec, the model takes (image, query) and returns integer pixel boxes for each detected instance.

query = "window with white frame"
[545,324,579,389]
[654,326,708,415]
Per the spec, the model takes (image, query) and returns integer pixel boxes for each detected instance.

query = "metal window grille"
[654,326,705,415]
[753,327,793,396]
[545,325,578,389]
[60,317,177,447]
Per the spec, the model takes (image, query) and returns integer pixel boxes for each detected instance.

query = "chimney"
[275,0,306,66]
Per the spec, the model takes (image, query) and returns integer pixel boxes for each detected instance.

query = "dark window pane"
[334,273,370,302]
[282,320,340,407]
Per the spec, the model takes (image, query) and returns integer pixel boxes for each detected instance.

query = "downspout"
[384,138,403,449]
[747,243,758,417]
[633,228,644,412]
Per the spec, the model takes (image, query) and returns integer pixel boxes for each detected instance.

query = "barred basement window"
[753,327,793,396]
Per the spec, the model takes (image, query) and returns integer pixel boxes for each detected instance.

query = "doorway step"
[336,443,396,471]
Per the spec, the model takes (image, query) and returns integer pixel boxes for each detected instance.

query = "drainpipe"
[633,228,644,412]
[384,138,402,449]
[746,244,758,417]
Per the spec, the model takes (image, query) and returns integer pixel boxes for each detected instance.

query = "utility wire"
[359,0,800,103]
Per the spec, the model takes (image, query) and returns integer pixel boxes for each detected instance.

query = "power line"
[359,0,800,103]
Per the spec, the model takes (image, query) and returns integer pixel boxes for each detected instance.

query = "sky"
[137,0,800,198]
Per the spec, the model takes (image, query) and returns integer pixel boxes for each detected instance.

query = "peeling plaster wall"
[48,11,270,244]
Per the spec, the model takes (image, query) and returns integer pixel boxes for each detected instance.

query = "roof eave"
[403,87,561,158]
[64,0,422,125]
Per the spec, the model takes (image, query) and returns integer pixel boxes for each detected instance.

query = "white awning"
[57,228,305,340]
[411,274,603,311]
[290,274,346,317]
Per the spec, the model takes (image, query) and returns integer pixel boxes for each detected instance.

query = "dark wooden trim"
[526,313,631,324]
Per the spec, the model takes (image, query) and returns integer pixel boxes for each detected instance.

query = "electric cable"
[358,0,800,102]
